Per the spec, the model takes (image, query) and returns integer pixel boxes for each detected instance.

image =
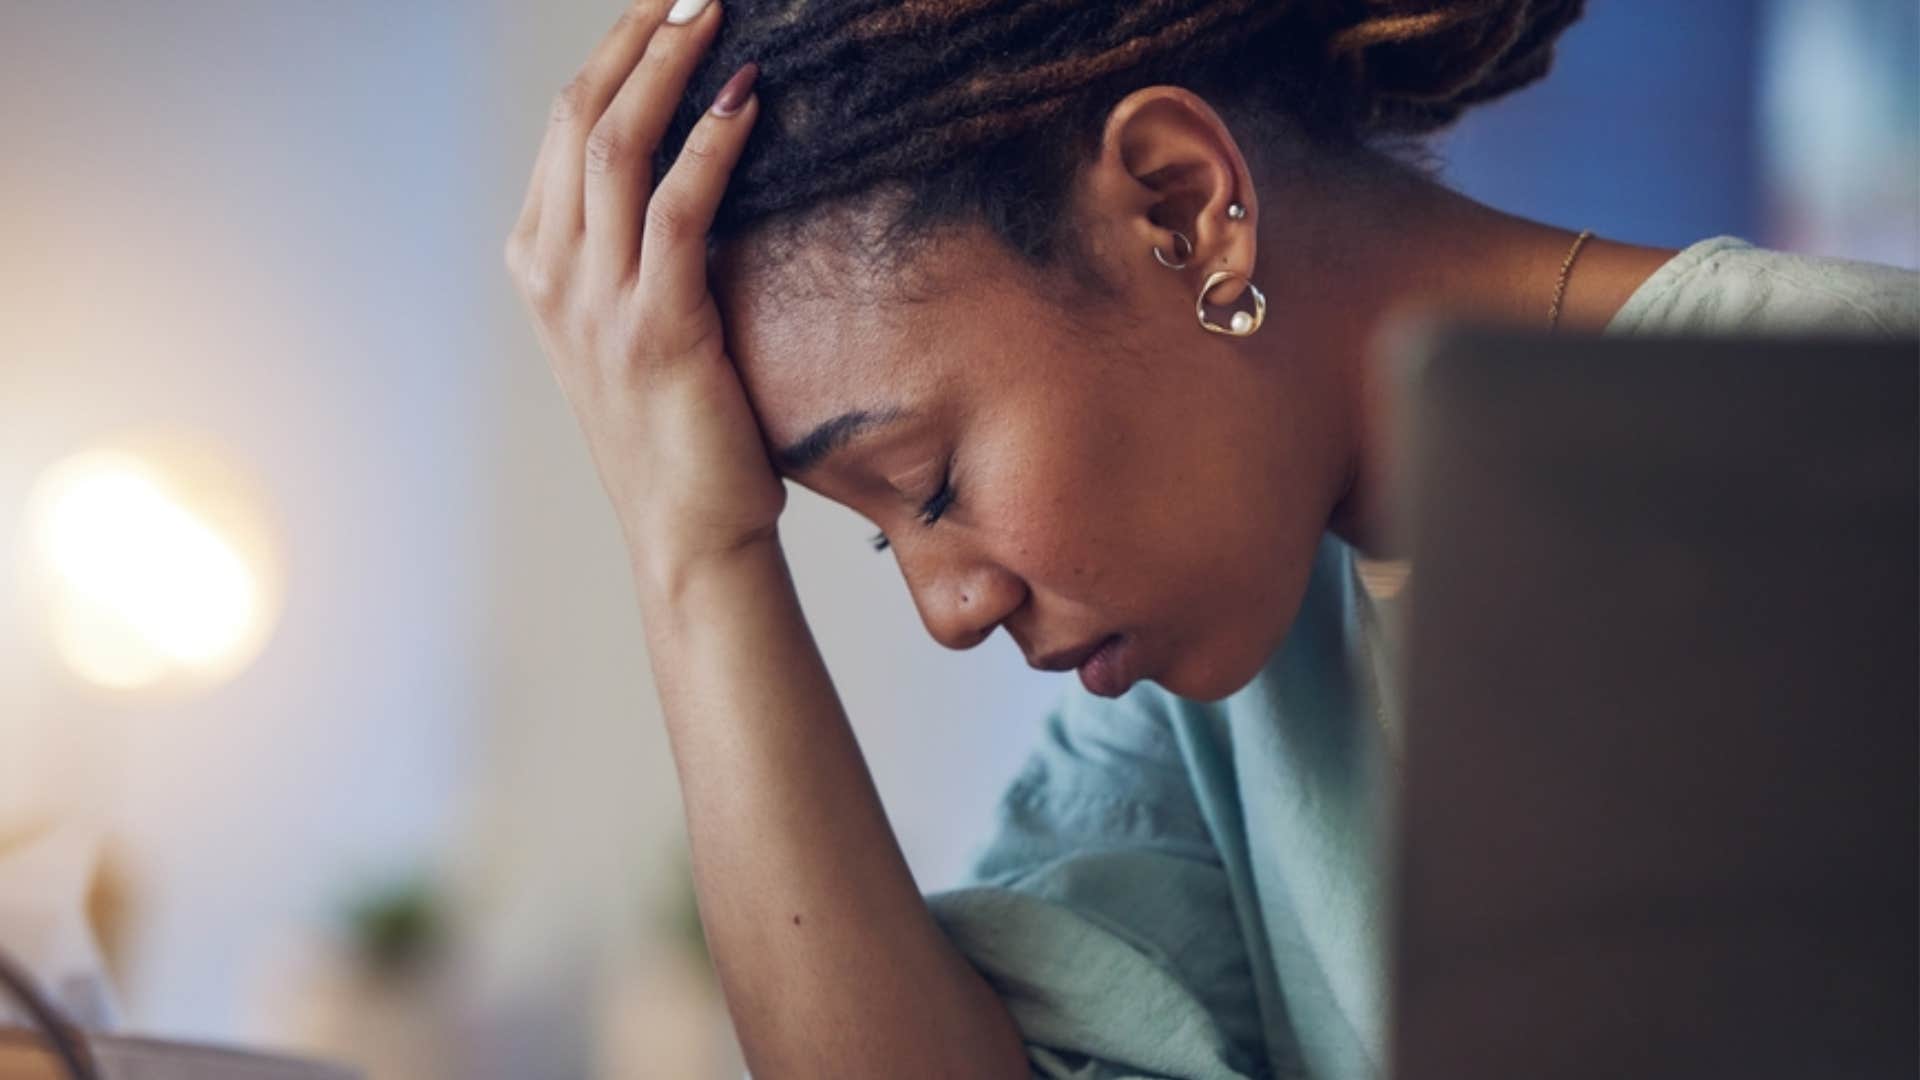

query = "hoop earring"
[1196,269,1266,337]
[1151,231,1192,270]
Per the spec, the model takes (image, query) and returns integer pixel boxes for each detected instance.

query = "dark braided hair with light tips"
[655,0,1587,301]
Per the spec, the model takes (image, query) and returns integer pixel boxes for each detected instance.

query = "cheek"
[979,494,1092,584]
[968,399,1197,596]
[970,446,1167,609]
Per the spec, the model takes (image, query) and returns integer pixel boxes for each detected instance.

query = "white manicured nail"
[666,0,714,25]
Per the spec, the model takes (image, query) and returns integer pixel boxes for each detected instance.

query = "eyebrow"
[773,406,908,473]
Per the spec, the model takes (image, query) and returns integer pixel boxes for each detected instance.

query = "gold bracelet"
[1548,228,1595,333]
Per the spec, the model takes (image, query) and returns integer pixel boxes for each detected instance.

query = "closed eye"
[919,471,955,525]
[870,466,955,552]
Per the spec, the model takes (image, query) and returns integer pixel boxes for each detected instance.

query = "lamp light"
[19,432,284,695]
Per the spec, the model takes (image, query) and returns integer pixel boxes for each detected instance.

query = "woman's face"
[713,219,1344,702]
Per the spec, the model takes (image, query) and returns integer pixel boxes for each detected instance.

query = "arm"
[502,3,1026,1075]
[639,539,1028,1078]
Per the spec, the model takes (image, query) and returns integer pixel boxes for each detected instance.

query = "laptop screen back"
[1387,328,1917,1080]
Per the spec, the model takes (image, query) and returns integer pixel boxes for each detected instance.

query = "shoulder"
[1605,236,1920,339]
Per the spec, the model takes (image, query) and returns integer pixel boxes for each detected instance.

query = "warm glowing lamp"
[19,434,285,694]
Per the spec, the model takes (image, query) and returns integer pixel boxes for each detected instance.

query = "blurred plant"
[342,872,444,978]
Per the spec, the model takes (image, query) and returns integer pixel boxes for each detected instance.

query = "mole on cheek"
[792,914,802,926]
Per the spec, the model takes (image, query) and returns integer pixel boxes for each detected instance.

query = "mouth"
[1031,633,1134,699]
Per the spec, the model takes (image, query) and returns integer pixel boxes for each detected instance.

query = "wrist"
[630,527,784,608]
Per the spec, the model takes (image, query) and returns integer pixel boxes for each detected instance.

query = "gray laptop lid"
[1387,327,1917,1080]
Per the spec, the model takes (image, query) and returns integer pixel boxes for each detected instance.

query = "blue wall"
[1437,0,1763,249]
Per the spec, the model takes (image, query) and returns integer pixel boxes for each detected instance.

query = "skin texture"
[714,84,1679,701]
[718,219,1340,703]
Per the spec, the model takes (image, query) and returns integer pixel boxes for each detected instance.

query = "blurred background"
[0,1,1913,1076]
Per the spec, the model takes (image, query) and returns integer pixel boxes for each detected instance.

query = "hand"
[504,0,781,582]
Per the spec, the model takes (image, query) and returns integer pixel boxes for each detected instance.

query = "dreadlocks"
[657,0,1585,274]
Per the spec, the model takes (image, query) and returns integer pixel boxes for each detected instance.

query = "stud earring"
[1227,202,1247,220]
[1151,230,1192,270]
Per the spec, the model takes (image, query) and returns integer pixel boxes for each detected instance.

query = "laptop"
[1385,326,1917,1080]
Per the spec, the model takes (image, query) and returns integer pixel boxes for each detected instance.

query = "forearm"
[636,537,1027,1079]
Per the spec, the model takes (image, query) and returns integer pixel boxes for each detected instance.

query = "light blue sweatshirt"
[923,237,1920,1079]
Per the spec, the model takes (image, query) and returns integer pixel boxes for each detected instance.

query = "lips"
[1075,634,1132,698]
[1028,633,1134,698]
[1032,633,1117,674]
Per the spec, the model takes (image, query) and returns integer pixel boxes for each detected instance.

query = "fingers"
[584,0,726,283]
[535,0,670,259]
[636,62,759,322]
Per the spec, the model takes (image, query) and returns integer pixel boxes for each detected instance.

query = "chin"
[1151,638,1271,704]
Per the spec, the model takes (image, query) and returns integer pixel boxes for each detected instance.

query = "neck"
[1251,150,1630,558]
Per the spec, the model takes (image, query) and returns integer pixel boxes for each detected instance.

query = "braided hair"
[658,0,1586,292]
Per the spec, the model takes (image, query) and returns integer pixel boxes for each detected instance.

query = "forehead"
[712,223,1050,452]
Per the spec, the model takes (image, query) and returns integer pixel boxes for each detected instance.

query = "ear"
[1084,84,1260,306]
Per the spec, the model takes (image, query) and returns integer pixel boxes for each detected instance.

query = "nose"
[901,544,1026,652]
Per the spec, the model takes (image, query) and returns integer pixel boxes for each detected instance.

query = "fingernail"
[711,61,759,116]
[665,0,713,25]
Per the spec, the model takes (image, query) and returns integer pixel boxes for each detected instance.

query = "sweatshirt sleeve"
[923,683,1280,1080]
[1606,237,1920,339]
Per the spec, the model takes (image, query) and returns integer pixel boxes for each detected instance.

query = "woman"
[504,1,1919,1076]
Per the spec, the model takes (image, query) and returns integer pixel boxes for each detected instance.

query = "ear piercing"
[1152,202,1248,270]
[1151,231,1193,269]
[1197,270,1266,336]
[1149,201,1262,336]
